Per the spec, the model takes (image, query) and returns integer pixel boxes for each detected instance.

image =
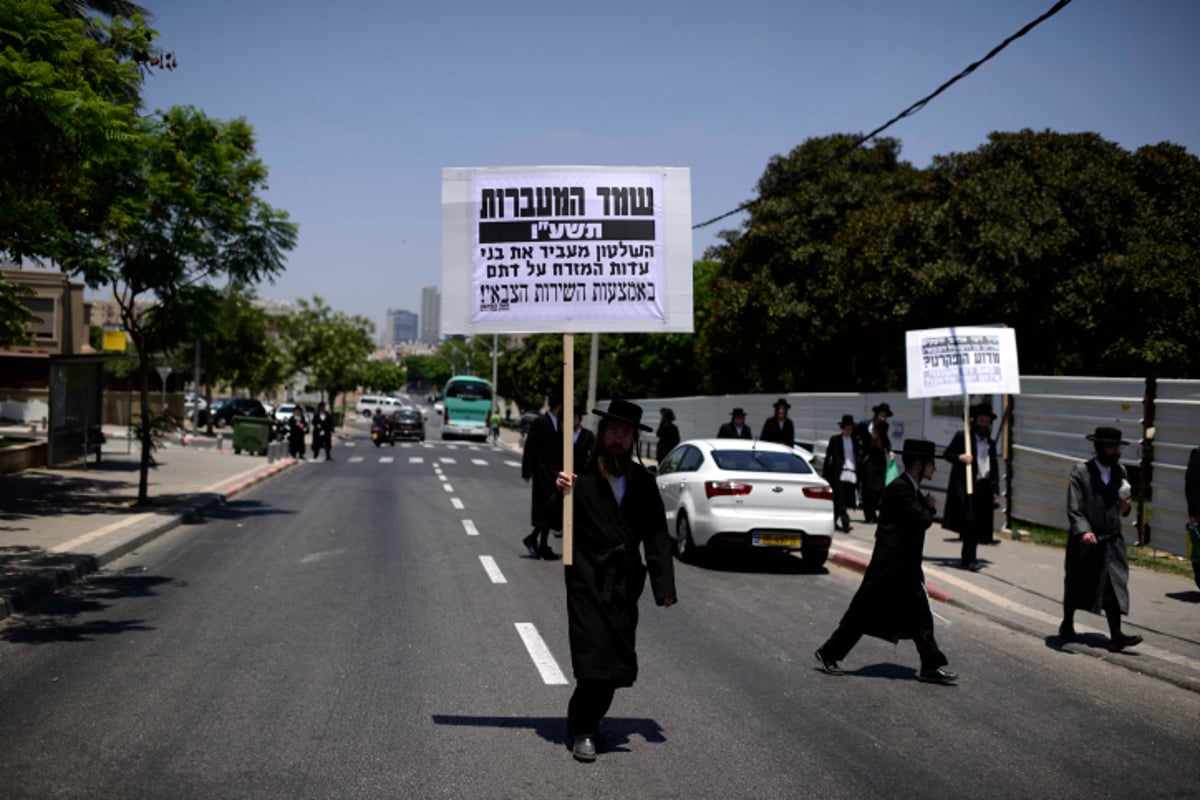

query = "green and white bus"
[441,375,493,441]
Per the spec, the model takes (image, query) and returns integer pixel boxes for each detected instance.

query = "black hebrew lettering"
[595,186,655,216]
[485,263,520,279]
[590,281,656,304]
[480,186,587,219]
[510,245,533,259]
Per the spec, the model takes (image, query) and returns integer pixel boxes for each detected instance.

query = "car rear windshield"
[711,449,814,474]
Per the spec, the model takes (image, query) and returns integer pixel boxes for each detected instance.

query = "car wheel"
[675,513,695,562]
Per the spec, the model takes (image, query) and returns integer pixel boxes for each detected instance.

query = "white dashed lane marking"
[409,456,424,463]
[443,484,454,492]
[348,456,364,463]
[504,460,521,468]
[462,520,479,536]
[479,555,506,584]
[515,623,568,685]
[440,457,457,464]
[451,498,464,509]
[379,456,394,463]
[471,459,488,466]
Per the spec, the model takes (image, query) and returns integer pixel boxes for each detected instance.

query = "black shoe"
[572,734,597,762]
[814,649,844,676]
[917,667,958,685]
[962,561,981,572]
[538,546,560,561]
[1109,633,1143,652]
[1058,622,1077,643]
[522,534,538,558]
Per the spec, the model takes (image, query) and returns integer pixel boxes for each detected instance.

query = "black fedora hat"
[593,399,652,432]
[1086,426,1129,445]
[839,414,856,427]
[872,402,893,417]
[660,407,675,422]
[731,407,746,418]
[773,397,792,409]
[901,439,937,460]
[969,402,996,420]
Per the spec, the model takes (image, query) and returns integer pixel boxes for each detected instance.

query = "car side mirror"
[647,465,658,475]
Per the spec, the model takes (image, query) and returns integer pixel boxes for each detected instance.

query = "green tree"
[281,295,374,412]
[63,106,297,504]
[365,360,405,394]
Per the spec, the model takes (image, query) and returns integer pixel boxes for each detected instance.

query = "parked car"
[390,407,425,441]
[356,395,404,417]
[201,397,268,427]
[654,438,835,566]
[184,392,207,420]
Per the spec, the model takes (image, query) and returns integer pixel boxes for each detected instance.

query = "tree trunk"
[136,340,153,505]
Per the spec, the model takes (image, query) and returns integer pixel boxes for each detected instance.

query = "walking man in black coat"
[855,403,894,523]
[716,407,753,439]
[1186,445,1200,590]
[312,402,334,461]
[760,397,795,446]
[521,393,564,560]
[942,402,1000,571]
[554,399,677,762]
[815,439,958,685]
[1059,427,1141,651]
[823,415,861,532]
[655,407,680,463]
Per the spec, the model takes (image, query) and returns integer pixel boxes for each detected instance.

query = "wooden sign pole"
[562,333,575,566]
[964,393,974,496]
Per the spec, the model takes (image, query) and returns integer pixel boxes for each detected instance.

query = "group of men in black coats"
[281,402,335,461]
[520,393,596,561]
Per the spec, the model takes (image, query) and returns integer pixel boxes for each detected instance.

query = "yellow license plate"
[753,533,802,547]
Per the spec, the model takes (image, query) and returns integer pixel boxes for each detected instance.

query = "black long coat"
[655,420,680,463]
[522,412,563,530]
[822,433,862,485]
[855,421,892,494]
[941,430,1000,535]
[760,417,795,446]
[562,462,676,686]
[716,422,752,440]
[1065,460,1131,614]
[835,474,936,643]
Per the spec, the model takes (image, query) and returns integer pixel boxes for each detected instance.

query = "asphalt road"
[1,425,1198,799]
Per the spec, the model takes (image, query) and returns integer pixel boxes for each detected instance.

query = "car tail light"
[705,480,752,498]
[803,486,835,501]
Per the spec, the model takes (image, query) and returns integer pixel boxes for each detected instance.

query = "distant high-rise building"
[420,286,441,344]
[384,308,418,347]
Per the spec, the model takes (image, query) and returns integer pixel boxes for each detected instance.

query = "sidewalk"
[0,424,297,620]
[827,517,1200,692]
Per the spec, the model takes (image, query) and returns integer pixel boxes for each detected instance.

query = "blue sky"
[137,0,1200,340]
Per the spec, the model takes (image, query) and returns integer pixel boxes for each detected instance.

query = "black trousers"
[567,679,617,737]
[820,604,948,672]
[834,481,857,524]
[960,477,995,565]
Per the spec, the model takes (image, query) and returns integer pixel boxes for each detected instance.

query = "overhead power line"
[693,0,1075,231]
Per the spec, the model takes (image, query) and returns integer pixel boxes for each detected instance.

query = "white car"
[655,438,835,566]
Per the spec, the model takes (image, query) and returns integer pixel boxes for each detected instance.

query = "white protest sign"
[905,326,1021,399]
[441,166,693,334]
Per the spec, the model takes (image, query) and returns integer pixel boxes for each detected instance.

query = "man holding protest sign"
[942,402,1001,571]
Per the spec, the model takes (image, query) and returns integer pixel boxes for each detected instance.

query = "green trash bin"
[232,416,271,456]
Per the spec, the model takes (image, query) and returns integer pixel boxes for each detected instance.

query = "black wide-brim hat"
[872,402,893,417]
[839,414,856,427]
[773,397,792,409]
[731,407,746,417]
[593,398,652,432]
[969,402,996,420]
[1087,426,1129,445]
[901,438,937,460]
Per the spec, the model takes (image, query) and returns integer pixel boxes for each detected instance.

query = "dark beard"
[598,444,633,479]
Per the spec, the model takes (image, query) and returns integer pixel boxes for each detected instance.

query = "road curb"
[828,549,954,603]
[0,459,297,623]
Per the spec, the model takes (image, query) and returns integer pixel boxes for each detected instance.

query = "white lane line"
[515,623,569,685]
[504,460,521,468]
[343,442,357,447]
[471,458,488,466]
[443,483,454,492]
[348,456,364,463]
[409,456,424,463]
[437,475,447,482]
[379,456,394,463]
[462,519,479,536]
[451,498,464,510]
[440,457,457,464]
[479,555,506,583]
[446,445,460,450]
